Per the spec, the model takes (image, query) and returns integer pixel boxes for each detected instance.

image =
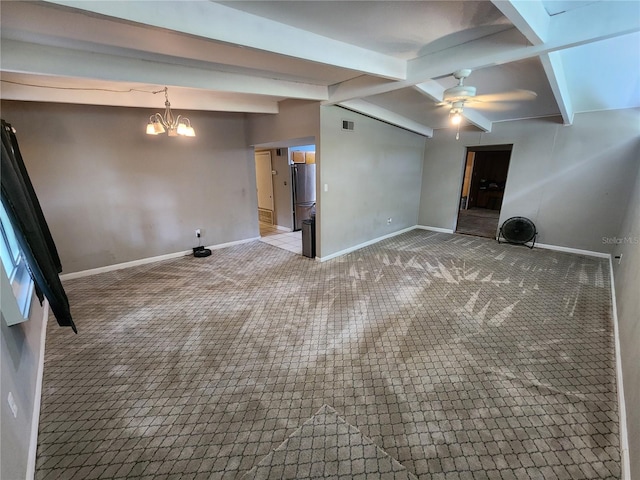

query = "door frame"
[455,144,513,236]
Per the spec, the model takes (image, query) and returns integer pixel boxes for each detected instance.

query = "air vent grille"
[342,120,354,131]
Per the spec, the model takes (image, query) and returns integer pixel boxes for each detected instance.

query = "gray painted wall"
[1,288,47,480]
[318,106,425,258]
[1,101,258,273]
[418,109,640,253]
[246,100,320,148]
[611,140,640,478]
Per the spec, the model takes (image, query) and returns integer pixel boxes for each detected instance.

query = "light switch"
[324,183,329,192]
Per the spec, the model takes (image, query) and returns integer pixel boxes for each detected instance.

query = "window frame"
[0,199,34,319]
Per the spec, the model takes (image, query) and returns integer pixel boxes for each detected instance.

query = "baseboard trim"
[275,225,292,232]
[318,226,415,262]
[534,242,610,258]
[609,257,630,479]
[26,300,49,480]
[60,237,260,280]
[415,225,455,234]
[414,228,612,258]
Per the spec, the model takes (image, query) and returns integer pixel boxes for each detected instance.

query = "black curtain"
[1,119,76,333]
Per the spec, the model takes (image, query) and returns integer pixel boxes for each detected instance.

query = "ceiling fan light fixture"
[449,101,464,125]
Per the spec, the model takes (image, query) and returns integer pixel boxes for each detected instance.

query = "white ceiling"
[1,0,639,137]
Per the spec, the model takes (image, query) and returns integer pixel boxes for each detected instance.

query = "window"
[0,199,34,318]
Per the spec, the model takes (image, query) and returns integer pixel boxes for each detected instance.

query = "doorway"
[456,145,512,238]
[253,147,304,255]
[252,138,317,257]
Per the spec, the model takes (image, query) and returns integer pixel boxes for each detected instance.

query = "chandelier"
[146,87,195,137]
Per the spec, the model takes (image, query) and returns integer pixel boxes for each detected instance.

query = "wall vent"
[342,120,355,131]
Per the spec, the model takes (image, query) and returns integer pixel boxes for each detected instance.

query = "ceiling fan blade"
[435,101,510,112]
[472,89,537,103]
[466,103,514,112]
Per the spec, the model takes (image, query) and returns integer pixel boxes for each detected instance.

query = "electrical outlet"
[387,217,392,224]
[195,229,201,238]
[8,392,18,418]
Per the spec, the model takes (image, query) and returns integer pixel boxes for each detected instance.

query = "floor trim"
[27,300,49,480]
[416,227,611,259]
[60,237,260,280]
[609,257,631,480]
[415,225,455,234]
[535,242,610,258]
[318,226,416,262]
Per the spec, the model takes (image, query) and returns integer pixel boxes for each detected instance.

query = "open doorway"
[253,142,316,256]
[456,145,512,238]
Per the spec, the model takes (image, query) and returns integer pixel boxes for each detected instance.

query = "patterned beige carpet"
[242,405,417,479]
[36,231,619,479]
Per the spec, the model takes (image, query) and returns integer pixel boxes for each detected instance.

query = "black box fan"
[498,217,537,249]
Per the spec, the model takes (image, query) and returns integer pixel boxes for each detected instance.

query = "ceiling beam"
[490,0,550,44]
[539,52,574,125]
[42,0,406,81]
[413,81,446,104]
[338,100,433,137]
[0,73,280,113]
[1,40,328,101]
[493,0,573,125]
[414,81,493,132]
[458,109,494,133]
[329,1,640,103]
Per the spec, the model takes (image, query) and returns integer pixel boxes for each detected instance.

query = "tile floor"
[36,231,620,479]
[259,223,302,255]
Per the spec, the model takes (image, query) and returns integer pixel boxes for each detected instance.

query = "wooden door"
[255,151,274,212]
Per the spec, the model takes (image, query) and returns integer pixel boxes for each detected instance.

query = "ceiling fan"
[439,69,537,126]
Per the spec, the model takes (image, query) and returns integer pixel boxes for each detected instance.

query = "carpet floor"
[35,231,619,479]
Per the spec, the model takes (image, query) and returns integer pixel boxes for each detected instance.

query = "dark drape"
[1,119,76,333]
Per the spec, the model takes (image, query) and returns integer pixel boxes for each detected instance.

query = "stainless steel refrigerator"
[292,164,316,231]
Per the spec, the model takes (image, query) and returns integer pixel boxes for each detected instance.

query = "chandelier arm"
[151,112,168,128]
